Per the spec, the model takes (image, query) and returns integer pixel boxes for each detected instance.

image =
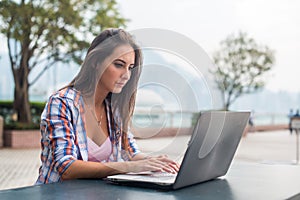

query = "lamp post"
[291,116,300,164]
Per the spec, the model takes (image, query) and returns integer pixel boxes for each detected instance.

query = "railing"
[251,113,289,126]
[132,110,289,130]
[132,110,195,129]
[132,111,289,129]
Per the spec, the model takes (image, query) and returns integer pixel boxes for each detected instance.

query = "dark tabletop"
[1,161,300,200]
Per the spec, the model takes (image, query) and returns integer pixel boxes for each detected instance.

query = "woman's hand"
[127,155,180,174]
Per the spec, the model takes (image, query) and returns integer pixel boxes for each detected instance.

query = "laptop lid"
[106,111,250,190]
[173,111,250,189]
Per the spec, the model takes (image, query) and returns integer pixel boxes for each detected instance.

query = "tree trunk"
[224,102,230,111]
[13,85,31,123]
[13,62,32,123]
[221,91,229,111]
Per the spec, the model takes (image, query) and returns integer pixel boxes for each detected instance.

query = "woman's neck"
[94,85,109,107]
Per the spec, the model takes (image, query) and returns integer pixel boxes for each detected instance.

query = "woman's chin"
[112,88,123,94]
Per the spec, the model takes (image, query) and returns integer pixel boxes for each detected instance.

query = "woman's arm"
[61,156,180,180]
[61,160,123,180]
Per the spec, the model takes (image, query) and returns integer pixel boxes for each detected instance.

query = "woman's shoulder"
[41,87,83,118]
[48,87,82,104]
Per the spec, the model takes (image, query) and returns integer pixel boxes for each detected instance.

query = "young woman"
[36,28,179,184]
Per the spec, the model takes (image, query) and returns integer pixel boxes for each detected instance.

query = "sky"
[117,0,300,93]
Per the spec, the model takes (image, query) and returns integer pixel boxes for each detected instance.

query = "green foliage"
[212,32,275,110]
[4,122,40,130]
[191,112,200,126]
[0,101,46,129]
[0,0,127,123]
[0,0,127,74]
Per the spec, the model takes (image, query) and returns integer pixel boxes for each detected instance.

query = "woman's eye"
[129,65,135,70]
[114,63,123,68]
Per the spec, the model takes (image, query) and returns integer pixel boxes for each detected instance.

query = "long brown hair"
[67,28,143,151]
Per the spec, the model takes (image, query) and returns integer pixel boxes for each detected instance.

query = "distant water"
[0,94,47,102]
[132,112,289,129]
[0,94,12,101]
[132,112,194,129]
[253,114,288,125]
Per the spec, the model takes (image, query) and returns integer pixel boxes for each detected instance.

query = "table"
[1,161,300,200]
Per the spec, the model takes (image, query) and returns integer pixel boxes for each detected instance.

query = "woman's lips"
[115,82,126,87]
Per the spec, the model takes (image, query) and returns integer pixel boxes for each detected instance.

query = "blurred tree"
[0,0,127,123]
[212,32,275,111]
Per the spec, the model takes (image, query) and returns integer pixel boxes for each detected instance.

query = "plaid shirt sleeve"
[126,128,141,158]
[38,96,77,183]
[44,95,78,179]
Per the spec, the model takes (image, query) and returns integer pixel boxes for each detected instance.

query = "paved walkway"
[0,130,299,190]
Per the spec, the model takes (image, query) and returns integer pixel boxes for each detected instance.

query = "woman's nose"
[121,68,131,80]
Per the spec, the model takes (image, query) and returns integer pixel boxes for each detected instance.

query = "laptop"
[105,111,250,190]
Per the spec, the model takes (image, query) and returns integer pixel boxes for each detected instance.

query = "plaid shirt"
[36,87,140,184]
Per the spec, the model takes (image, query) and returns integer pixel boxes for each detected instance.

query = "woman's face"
[98,44,135,94]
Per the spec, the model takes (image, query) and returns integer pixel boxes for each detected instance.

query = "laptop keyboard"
[150,172,177,178]
[107,172,177,184]
[135,172,177,183]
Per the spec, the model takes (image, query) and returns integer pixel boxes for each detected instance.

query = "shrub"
[0,101,46,130]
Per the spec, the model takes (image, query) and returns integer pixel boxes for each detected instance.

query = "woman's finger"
[157,156,178,165]
[142,156,181,173]
[168,163,180,172]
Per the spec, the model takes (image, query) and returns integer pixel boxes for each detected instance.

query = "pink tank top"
[87,137,112,162]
